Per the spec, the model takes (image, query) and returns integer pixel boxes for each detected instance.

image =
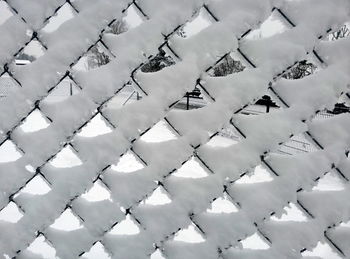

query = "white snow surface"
[0,0,350,258]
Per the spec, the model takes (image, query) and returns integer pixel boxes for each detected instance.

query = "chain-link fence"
[0,0,350,258]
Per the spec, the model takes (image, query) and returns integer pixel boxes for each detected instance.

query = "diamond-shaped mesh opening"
[141,48,176,73]
[205,122,243,148]
[105,20,128,36]
[72,41,114,72]
[325,101,350,116]
[0,201,23,223]
[270,202,308,222]
[173,223,205,243]
[111,149,145,173]
[1,1,350,258]
[0,139,23,163]
[140,120,178,143]
[101,82,144,111]
[282,59,318,80]
[0,72,21,99]
[239,94,280,116]
[81,179,112,202]
[173,85,211,110]
[301,241,342,259]
[77,113,113,137]
[15,174,51,195]
[41,75,81,104]
[142,185,172,206]
[326,23,350,41]
[235,164,274,184]
[178,6,216,38]
[207,52,246,77]
[122,3,146,30]
[18,108,51,133]
[150,249,166,259]
[276,132,320,155]
[12,39,46,67]
[108,214,141,235]
[22,234,57,259]
[240,232,270,250]
[41,2,77,34]
[49,144,82,168]
[103,2,146,37]
[312,171,346,191]
[50,208,83,231]
[245,8,292,40]
[81,241,111,259]
[172,156,210,179]
[207,193,238,214]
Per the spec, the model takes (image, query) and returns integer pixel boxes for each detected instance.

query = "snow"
[240,232,270,250]
[235,165,274,184]
[0,140,22,162]
[19,109,50,133]
[17,39,46,60]
[111,150,145,173]
[207,193,239,214]
[172,157,210,178]
[206,135,238,147]
[108,214,140,235]
[16,175,51,195]
[81,242,110,259]
[41,78,80,104]
[173,223,205,243]
[50,208,83,231]
[0,1,13,26]
[140,120,178,143]
[41,3,77,34]
[150,249,166,259]
[302,242,343,259]
[81,180,111,202]
[0,201,23,223]
[25,235,57,259]
[0,0,350,258]
[123,4,145,30]
[312,171,346,191]
[245,9,291,40]
[181,7,215,38]
[143,186,172,206]
[77,113,113,138]
[49,145,83,168]
[270,203,308,222]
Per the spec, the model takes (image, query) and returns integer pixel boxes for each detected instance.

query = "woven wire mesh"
[0,0,350,258]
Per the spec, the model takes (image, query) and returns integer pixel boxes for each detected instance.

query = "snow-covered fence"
[0,0,350,258]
